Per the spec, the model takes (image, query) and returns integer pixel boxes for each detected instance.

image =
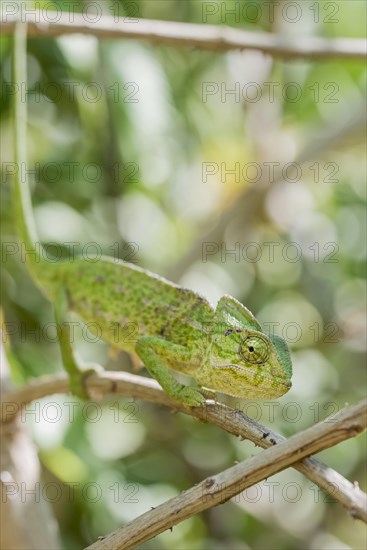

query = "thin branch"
[1,12,366,60]
[2,371,366,524]
[85,399,366,550]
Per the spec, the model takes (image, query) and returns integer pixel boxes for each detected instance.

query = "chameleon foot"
[175,385,206,407]
[69,366,100,400]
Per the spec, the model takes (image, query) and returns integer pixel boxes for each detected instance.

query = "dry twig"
[83,397,366,549]
[2,371,366,529]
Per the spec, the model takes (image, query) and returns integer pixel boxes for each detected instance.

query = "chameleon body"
[11,23,292,407]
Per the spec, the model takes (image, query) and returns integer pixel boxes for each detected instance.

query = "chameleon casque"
[11,23,292,407]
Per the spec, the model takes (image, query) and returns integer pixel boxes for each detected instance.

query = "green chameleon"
[11,23,292,407]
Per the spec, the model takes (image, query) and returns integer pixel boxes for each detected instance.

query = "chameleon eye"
[241,335,270,364]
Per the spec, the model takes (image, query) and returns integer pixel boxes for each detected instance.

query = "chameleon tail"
[13,22,43,276]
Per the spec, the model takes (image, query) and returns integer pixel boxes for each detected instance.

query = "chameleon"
[10,22,292,407]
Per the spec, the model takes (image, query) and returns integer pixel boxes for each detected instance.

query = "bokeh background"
[1,0,366,548]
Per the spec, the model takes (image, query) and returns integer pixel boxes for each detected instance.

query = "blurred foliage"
[1,0,366,549]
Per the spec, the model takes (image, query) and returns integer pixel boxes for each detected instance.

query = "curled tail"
[13,23,43,277]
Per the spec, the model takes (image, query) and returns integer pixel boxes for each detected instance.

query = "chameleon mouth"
[214,363,291,398]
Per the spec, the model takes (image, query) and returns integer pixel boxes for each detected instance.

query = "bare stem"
[2,371,366,527]
[84,398,366,550]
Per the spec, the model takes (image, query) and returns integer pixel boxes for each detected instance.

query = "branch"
[2,371,366,525]
[1,12,366,60]
[85,398,366,550]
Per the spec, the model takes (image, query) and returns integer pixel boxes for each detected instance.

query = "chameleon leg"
[135,336,206,407]
[54,288,98,399]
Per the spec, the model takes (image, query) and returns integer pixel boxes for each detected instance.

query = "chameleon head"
[201,327,292,399]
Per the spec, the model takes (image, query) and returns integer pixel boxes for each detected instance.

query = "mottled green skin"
[13,23,292,407]
[37,257,213,355]
[35,256,292,405]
